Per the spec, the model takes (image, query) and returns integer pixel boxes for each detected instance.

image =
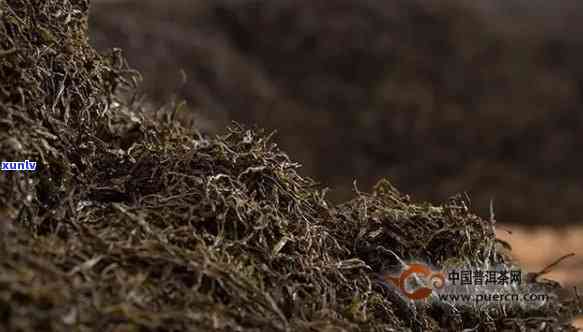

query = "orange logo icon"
[382,263,445,300]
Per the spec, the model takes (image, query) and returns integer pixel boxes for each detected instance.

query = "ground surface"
[498,224,583,327]
[498,225,583,290]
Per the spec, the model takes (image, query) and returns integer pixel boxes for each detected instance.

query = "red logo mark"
[382,263,445,300]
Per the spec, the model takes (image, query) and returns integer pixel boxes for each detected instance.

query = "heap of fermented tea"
[0,0,580,331]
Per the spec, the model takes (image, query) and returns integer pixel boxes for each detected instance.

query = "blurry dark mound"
[90,0,583,225]
[1,0,581,330]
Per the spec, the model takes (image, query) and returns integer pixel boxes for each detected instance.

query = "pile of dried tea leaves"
[0,0,580,331]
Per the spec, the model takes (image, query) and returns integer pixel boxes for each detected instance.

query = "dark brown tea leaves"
[0,0,580,331]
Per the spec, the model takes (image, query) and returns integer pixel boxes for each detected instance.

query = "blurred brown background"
[88,0,583,295]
